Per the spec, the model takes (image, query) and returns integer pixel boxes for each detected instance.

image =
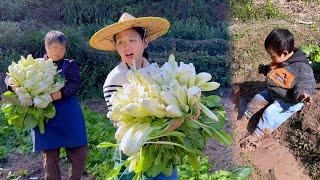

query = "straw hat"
[89,12,170,51]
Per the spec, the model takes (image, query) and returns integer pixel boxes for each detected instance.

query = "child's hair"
[113,27,149,59]
[264,28,294,56]
[44,30,68,48]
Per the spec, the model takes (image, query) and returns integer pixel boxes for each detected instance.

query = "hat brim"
[89,17,170,51]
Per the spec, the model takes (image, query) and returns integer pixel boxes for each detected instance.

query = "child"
[7,30,88,180]
[89,13,180,179]
[237,28,316,150]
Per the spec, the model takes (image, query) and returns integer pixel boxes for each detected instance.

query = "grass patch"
[82,107,116,179]
[264,0,286,19]
[230,0,259,21]
[230,0,287,21]
[0,113,32,163]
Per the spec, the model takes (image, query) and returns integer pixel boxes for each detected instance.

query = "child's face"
[266,49,292,64]
[46,42,66,61]
[114,28,148,64]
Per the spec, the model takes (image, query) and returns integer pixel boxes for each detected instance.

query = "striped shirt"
[103,58,150,111]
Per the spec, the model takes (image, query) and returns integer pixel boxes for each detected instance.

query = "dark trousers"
[43,146,87,180]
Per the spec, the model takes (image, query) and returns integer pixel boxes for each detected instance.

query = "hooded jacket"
[263,48,316,103]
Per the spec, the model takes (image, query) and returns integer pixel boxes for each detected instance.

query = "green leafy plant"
[264,0,285,19]
[0,113,31,161]
[1,91,56,134]
[82,107,116,179]
[178,156,252,180]
[301,44,320,70]
[230,0,286,21]
[0,146,5,161]
[168,18,225,40]
[230,0,259,21]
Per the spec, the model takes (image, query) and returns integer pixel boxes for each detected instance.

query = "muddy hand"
[298,93,313,104]
[11,85,18,92]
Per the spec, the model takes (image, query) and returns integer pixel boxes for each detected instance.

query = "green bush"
[230,0,286,21]
[78,51,120,99]
[301,44,320,71]
[167,18,227,40]
[0,51,20,75]
[0,146,5,161]
[62,0,128,25]
[61,0,228,26]
[211,21,230,40]
[230,0,259,21]
[264,0,286,19]
[16,30,47,56]
[0,21,21,46]
[0,27,47,58]
[0,112,32,163]
[149,38,229,56]
[0,0,30,21]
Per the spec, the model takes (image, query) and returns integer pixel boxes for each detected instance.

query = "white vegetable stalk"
[6,54,65,108]
[108,54,224,163]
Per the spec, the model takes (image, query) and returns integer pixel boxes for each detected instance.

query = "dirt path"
[233,140,310,180]
[0,153,92,180]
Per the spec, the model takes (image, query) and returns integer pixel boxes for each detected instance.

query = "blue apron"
[31,60,87,152]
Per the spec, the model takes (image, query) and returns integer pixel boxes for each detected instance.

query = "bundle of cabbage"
[100,54,231,179]
[0,54,65,134]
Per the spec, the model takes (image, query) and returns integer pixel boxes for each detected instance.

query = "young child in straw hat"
[89,12,181,179]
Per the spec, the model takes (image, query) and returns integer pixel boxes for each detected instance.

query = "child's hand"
[165,119,183,132]
[166,104,202,132]
[191,103,201,121]
[51,91,62,101]
[11,85,18,92]
[298,93,313,104]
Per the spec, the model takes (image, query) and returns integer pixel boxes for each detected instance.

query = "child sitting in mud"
[237,28,316,150]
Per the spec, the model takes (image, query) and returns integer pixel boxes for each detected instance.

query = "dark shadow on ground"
[232,80,266,119]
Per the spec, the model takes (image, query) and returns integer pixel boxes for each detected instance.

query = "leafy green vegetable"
[201,95,222,108]
[228,167,252,180]
[178,156,253,180]
[301,44,320,70]
[1,91,56,133]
